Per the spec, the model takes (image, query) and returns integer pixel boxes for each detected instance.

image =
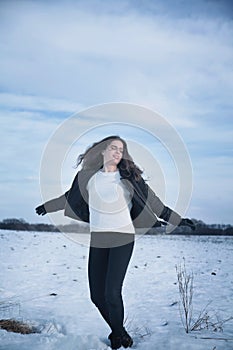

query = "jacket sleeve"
[43,191,69,213]
[142,179,182,226]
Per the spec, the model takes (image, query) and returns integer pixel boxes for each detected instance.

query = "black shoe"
[108,328,133,349]
[108,333,122,349]
[121,328,133,348]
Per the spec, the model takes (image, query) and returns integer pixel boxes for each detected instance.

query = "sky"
[0,0,233,225]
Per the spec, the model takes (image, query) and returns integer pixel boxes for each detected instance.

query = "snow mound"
[0,331,112,350]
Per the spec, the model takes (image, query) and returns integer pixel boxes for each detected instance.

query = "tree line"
[0,218,233,235]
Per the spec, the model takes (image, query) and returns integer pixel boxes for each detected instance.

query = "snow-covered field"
[0,230,233,350]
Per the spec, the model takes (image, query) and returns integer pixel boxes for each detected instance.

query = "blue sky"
[0,0,233,225]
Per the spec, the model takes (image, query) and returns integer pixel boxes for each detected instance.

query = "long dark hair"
[76,135,143,181]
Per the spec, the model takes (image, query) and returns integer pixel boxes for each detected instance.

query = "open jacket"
[43,168,181,229]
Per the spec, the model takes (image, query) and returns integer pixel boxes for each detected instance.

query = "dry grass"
[0,319,37,334]
[176,258,233,334]
[176,259,194,333]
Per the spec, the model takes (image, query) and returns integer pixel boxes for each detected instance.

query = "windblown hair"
[76,135,143,181]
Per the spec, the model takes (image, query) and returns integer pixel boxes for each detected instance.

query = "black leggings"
[88,232,134,335]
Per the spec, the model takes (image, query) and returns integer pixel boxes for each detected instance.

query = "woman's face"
[102,140,124,167]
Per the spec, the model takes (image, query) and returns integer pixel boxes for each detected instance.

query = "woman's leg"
[105,237,134,335]
[88,232,134,336]
[88,245,112,327]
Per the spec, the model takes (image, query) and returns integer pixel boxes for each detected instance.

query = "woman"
[36,135,195,349]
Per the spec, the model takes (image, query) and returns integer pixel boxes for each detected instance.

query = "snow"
[0,230,233,350]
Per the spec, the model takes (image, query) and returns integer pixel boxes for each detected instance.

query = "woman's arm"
[35,191,69,216]
[142,179,195,230]
[146,184,181,225]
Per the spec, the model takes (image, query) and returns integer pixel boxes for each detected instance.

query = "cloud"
[0,93,83,113]
[2,8,232,168]
[190,155,233,224]
[0,109,60,176]
[0,0,232,110]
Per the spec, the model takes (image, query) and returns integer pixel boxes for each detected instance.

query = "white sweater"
[86,170,135,234]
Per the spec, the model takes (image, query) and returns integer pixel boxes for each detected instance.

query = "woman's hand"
[35,205,47,216]
[179,218,195,230]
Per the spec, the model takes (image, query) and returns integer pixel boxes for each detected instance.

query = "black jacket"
[43,169,181,229]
